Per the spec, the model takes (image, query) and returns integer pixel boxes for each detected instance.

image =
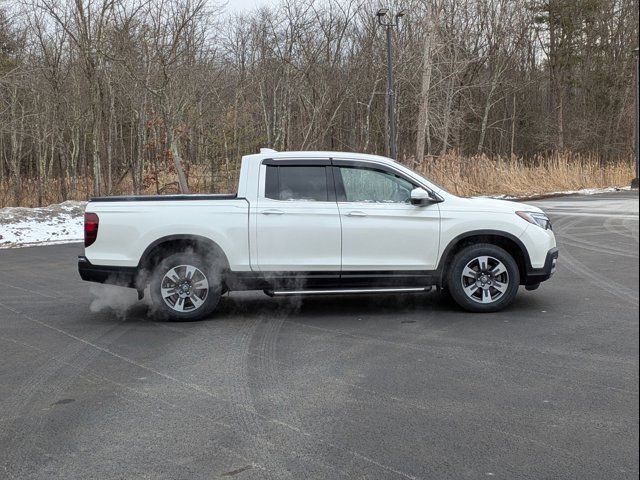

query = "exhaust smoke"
[88,284,148,319]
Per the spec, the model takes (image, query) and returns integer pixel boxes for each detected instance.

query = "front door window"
[338,167,414,204]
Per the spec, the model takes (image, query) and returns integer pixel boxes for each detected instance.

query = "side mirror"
[410,187,438,206]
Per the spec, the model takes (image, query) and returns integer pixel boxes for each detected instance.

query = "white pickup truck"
[78,149,558,320]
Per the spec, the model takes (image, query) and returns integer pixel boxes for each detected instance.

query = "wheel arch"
[438,230,531,286]
[137,235,230,284]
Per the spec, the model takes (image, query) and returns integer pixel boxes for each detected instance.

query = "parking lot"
[0,191,638,479]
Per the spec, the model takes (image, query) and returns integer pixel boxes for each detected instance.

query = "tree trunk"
[164,115,189,194]
[477,76,498,154]
[510,93,517,157]
[557,91,564,151]
[415,2,435,163]
[440,73,456,157]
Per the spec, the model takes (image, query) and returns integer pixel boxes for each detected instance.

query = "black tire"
[149,252,222,321]
[446,243,520,313]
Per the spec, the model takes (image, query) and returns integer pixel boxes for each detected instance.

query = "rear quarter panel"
[84,200,250,270]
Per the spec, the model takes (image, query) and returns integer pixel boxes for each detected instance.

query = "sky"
[223,0,278,14]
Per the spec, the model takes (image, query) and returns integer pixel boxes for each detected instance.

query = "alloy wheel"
[160,264,209,313]
[460,255,509,304]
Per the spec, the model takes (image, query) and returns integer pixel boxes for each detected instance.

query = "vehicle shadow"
[109,288,549,328]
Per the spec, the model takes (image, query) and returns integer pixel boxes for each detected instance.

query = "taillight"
[84,212,99,247]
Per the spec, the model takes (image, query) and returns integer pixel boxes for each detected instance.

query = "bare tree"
[0,0,637,206]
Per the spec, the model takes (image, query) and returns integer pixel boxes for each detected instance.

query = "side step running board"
[264,287,431,297]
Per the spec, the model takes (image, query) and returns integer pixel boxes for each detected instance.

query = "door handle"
[347,211,367,217]
[261,209,284,215]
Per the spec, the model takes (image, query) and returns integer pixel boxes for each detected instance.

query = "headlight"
[516,211,552,230]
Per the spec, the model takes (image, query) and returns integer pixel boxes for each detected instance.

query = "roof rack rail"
[259,148,278,154]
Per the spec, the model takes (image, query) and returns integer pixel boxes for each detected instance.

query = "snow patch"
[479,186,632,201]
[0,201,86,249]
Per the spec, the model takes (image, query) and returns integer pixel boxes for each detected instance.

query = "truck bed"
[90,194,238,202]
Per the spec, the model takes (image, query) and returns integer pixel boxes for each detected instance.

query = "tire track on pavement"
[554,217,639,307]
[0,313,132,478]
[0,335,269,480]
[247,303,353,479]
[0,301,419,480]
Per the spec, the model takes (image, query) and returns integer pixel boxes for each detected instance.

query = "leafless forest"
[0,0,637,206]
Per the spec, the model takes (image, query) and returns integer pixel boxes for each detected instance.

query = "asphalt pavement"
[0,191,638,479]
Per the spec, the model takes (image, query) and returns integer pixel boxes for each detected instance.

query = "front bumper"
[523,247,558,286]
[78,256,138,288]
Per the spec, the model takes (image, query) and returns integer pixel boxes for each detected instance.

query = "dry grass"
[412,152,635,198]
[0,152,635,208]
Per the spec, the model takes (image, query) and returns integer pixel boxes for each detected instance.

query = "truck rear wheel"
[149,252,222,321]
[446,244,520,313]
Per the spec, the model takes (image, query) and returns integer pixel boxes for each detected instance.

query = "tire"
[446,243,520,313]
[149,252,222,321]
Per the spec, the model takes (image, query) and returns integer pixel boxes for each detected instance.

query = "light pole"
[632,47,639,189]
[376,8,405,160]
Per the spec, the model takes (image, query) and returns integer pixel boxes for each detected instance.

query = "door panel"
[255,164,341,271]
[335,166,441,271]
[339,202,440,270]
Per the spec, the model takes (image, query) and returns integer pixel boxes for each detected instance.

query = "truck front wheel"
[149,252,222,321]
[446,244,520,313]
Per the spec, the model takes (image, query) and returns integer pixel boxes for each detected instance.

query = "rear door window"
[265,166,329,201]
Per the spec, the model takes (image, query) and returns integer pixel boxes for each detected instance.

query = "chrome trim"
[265,287,431,297]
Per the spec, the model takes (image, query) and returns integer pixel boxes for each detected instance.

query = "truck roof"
[249,150,396,164]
